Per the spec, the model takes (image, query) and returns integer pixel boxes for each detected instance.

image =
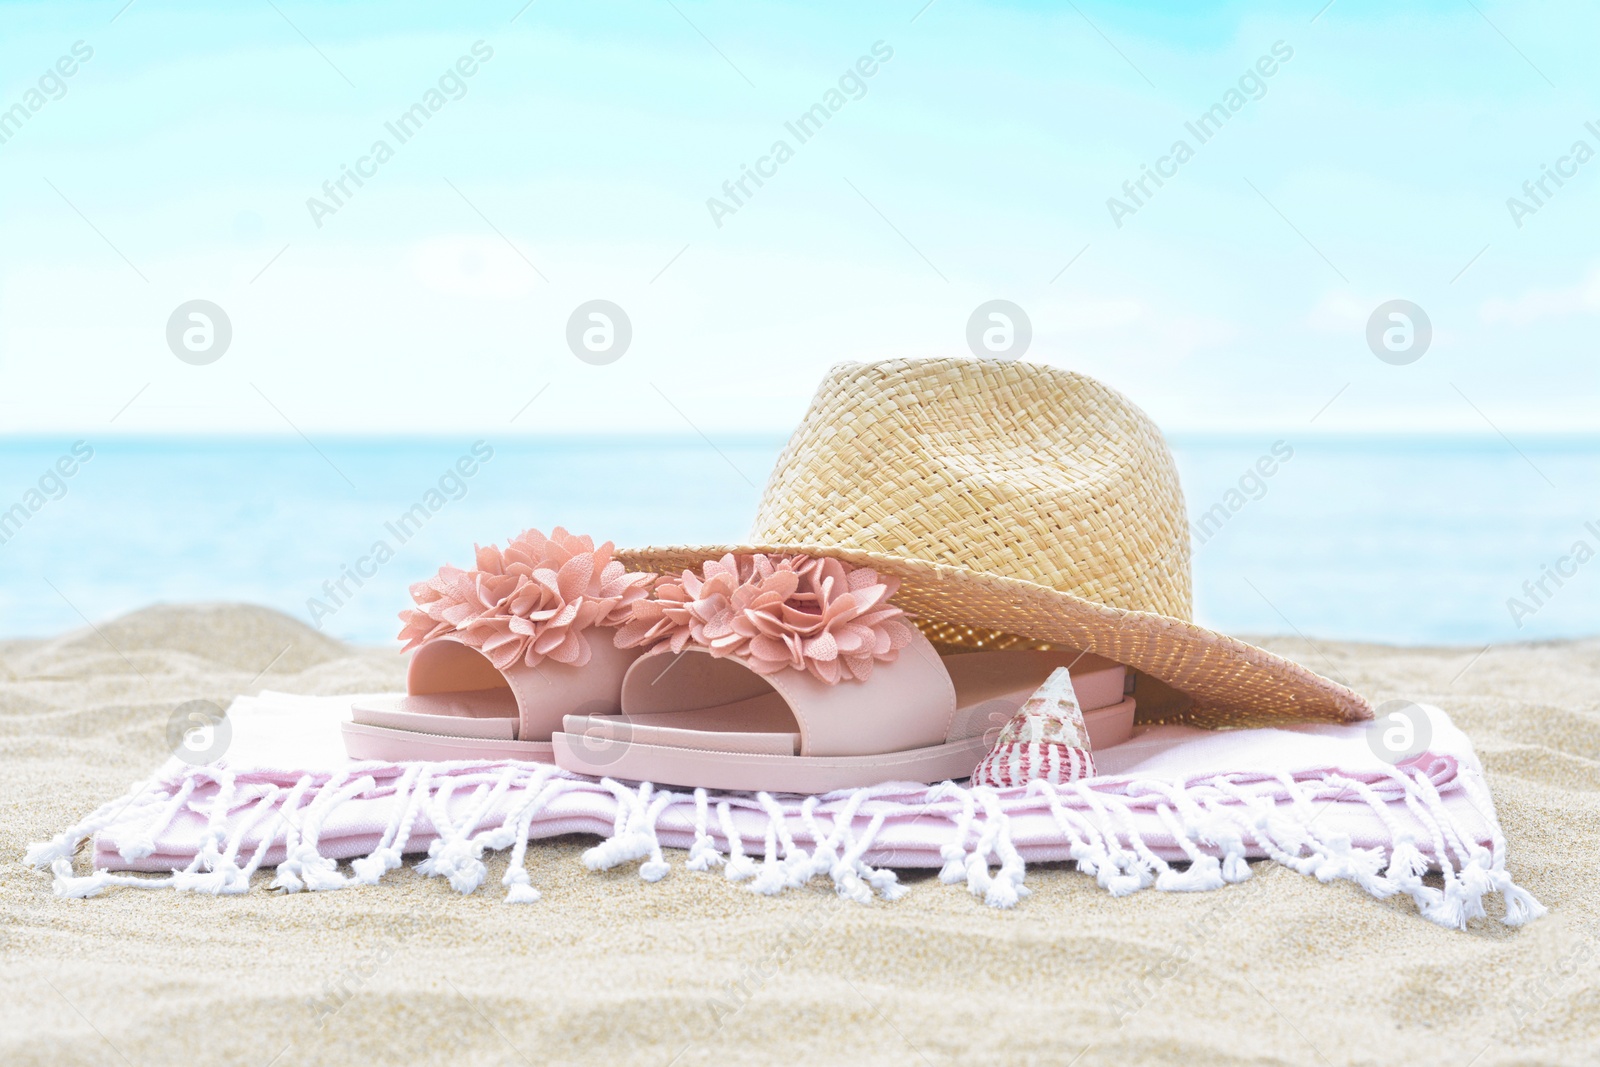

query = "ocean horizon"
[3,432,1596,648]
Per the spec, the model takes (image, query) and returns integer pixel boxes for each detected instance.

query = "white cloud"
[1480,267,1600,325]
[407,235,542,298]
[1306,290,1368,333]
[1050,297,1144,332]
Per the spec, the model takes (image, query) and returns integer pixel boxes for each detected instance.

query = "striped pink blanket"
[27,691,1543,928]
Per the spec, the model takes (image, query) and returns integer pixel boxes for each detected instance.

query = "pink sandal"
[342,528,653,762]
[550,553,1135,792]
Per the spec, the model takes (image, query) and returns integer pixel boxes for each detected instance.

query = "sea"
[1,434,1596,648]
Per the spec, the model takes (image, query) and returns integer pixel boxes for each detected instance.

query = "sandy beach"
[2,603,1596,1066]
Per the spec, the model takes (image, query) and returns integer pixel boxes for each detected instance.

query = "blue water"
[1,435,1595,646]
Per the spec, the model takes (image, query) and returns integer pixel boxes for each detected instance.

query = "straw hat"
[618,358,1371,728]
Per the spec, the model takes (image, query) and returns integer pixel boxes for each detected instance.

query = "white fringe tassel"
[24,762,1545,927]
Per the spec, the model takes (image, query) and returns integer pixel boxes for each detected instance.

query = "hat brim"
[614,542,1373,729]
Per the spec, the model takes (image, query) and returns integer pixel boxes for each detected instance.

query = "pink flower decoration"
[398,527,654,670]
[615,553,916,685]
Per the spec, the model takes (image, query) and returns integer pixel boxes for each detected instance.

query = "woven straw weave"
[620,358,1371,727]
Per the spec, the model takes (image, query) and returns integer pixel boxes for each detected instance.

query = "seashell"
[972,667,1097,787]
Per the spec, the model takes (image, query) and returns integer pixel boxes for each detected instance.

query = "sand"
[2,603,1596,1066]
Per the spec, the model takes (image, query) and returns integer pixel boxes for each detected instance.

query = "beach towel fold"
[26,691,1544,928]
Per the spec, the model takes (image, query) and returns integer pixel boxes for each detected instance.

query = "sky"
[1,0,1597,437]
